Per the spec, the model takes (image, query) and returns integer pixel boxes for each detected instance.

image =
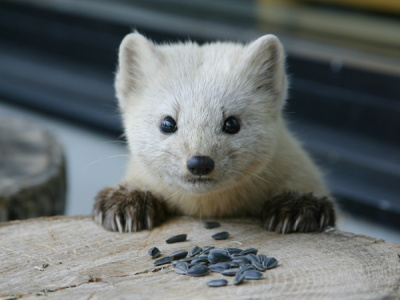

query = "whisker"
[233,181,244,199]
[242,170,270,185]
[84,154,130,169]
[101,140,128,145]
[137,155,169,158]
[165,188,183,201]
[144,142,178,158]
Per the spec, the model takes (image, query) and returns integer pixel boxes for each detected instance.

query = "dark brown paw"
[92,185,167,232]
[262,191,336,233]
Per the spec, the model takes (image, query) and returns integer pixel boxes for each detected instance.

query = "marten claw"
[268,215,275,231]
[320,213,326,229]
[94,211,103,226]
[281,217,290,234]
[115,215,123,233]
[293,216,301,232]
[125,216,132,233]
[92,185,167,233]
[262,191,335,233]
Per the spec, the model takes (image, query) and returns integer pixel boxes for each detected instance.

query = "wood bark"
[0,116,66,221]
[0,216,399,299]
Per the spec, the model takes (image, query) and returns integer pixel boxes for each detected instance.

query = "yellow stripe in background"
[300,0,400,15]
[255,0,400,75]
[255,0,400,55]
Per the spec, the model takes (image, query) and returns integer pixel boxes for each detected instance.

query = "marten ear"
[242,35,287,107]
[115,32,158,109]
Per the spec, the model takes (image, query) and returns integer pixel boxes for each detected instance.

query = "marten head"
[115,33,287,195]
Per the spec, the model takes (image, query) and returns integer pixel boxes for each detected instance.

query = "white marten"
[93,33,335,233]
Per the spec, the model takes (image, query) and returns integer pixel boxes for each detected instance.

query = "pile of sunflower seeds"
[148,222,278,287]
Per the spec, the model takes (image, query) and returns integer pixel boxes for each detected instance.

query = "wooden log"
[0,216,399,299]
[0,115,66,221]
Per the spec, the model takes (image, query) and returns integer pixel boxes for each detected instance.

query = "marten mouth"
[187,177,214,184]
[181,176,216,193]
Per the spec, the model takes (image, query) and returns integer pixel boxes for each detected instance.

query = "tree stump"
[0,115,66,221]
[0,216,399,299]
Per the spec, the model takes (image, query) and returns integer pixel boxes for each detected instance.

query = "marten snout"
[187,156,215,176]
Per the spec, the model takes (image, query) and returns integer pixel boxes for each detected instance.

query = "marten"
[93,33,335,234]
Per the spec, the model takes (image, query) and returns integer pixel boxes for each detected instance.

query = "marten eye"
[160,116,177,134]
[223,116,240,134]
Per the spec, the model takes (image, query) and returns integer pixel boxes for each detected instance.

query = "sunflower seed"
[148,247,161,259]
[246,254,259,264]
[189,246,202,257]
[174,262,188,275]
[1,296,18,300]
[154,256,173,266]
[247,254,264,270]
[207,279,228,287]
[34,263,49,271]
[209,249,229,256]
[244,270,263,280]
[201,246,215,254]
[169,250,188,260]
[191,257,209,264]
[211,231,230,240]
[209,262,231,273]
[240,264,255,272]
[257,254,268,264]
[254,262,266,271]
[221,268,240,276]
[166,234,187,244]
[237,263,251,269]
[187,264,208,277]
[174,268,187,275]
[233,272,245,285]
[263,257,278,269]
[172,259,191,267]
[225,248,243,255]
[239,248,258,255]
[208,249,231,264]
[203,221,221,229]
[189,261,208,268]
[232,256,251,264]
[1,295,18,300]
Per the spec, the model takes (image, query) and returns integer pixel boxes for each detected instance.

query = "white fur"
[115,33,329,218]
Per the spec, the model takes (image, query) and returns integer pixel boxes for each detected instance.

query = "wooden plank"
[0,216,399,299]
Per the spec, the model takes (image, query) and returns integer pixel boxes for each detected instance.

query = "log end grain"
[0,216,399,299]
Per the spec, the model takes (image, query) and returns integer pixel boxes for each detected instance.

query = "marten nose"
[187,156,215,176]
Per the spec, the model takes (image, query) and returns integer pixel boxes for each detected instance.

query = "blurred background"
[0,0,399,242]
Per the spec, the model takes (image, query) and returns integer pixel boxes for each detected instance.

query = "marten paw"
[262,191,336,233]
[93,185,167,232]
